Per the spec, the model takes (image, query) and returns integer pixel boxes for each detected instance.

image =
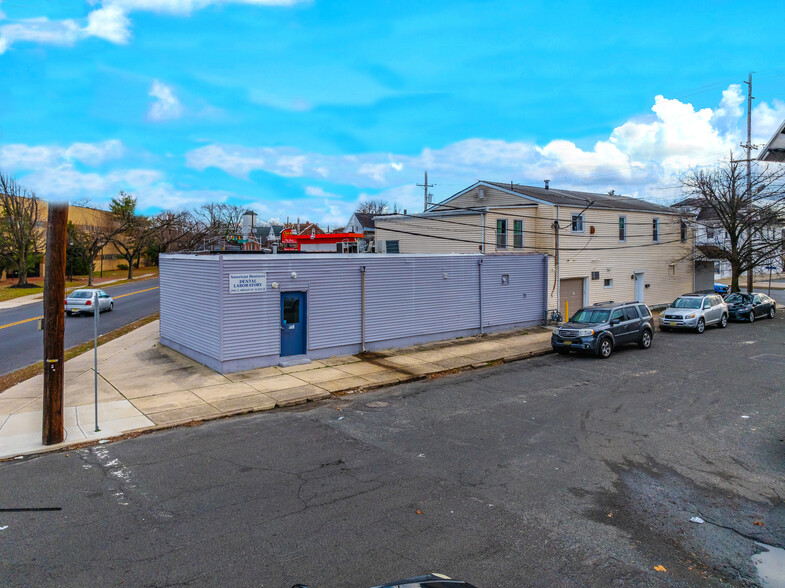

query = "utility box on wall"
[159,253,547,373]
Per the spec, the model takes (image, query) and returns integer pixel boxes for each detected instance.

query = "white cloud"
[104,0,307,15]
[148,80,184,121]
[305,186,339,198]
[85,5,131,44]
[0,140,125,169]
[0,0,302,53]
[186,86,785,204]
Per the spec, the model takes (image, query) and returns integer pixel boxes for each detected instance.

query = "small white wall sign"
[229,273,267,294]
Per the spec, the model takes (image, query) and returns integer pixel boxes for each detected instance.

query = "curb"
[0,344,555,462]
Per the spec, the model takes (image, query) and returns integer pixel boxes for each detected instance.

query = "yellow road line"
[0,316,42,330]
[114,286,159,299]
[0,286,159,330]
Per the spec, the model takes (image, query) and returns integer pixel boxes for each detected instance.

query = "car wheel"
[769,307,775,319]
[719,313,728,328]
[596,338,612,359]
[638,329,652,349]
[696,318,705,334]
[108,302,113,312]
[749,311,755,323]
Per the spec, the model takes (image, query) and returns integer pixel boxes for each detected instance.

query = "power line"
[392,209,684,240]
[427,201,686,227]
[377,223,691,252]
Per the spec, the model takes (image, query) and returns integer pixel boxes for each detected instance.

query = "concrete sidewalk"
[0,321,553,459]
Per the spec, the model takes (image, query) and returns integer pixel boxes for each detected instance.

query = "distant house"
[758,119,785,163]
[374,181,696,315]
[672,197,784,279]
[345,212,385,252]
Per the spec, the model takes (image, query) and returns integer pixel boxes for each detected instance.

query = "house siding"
[374,187,695,315]
[375,214,481,254]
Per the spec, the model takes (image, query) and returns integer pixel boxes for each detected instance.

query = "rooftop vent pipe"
[544,180,550,190]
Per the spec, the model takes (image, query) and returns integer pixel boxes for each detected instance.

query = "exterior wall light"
[290,272,297,278]
[271,282,279,288]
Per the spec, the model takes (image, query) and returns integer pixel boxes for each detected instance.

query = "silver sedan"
[64,289,114,316]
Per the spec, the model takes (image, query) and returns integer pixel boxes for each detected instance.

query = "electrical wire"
[376,223,692,252]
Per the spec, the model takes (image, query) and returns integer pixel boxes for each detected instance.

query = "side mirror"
[611,318,621,325]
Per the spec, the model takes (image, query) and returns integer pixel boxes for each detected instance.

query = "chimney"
[544,179,550,190]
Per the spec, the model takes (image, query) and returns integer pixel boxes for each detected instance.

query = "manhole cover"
[366,401,389,408]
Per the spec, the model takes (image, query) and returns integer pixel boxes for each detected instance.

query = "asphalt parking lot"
[0,305,783,587]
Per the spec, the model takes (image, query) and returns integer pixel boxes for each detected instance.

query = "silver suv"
[659,293,728,333]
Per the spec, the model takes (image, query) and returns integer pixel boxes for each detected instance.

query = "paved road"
[0,278,159,376]
[1,306,783,587]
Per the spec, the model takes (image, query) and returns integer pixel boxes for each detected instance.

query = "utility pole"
[417,171,434,212]
[43,202,68,445]
[742,73,756,293]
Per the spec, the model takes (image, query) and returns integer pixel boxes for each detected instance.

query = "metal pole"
[769,266,773,297]
[360,266,366,352]
[478,258,484,335]
[744,73,755,294]
[93,290,100,432]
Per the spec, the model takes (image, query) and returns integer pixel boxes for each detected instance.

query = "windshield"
[69,291,94,299]
[671,297,702,309]
[570,308,611,324]
[725,293,750,304]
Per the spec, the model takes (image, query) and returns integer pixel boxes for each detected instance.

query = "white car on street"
[64,289,114,316]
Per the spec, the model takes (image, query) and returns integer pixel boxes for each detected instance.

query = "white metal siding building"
[159,253,548,373]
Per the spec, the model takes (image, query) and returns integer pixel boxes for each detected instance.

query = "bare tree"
[356,199,391,215]
[680,156,785,292]
[110,192,177,280]
[67,208,128,287]
[0,172,45,287]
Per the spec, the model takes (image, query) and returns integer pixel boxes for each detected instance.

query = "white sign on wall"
[229,273,267,294]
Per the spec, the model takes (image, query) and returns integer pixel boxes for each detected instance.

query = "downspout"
[360,265,366,352]
[481,211,486,254]
[691,217,696,292]
[555,205,561,319]
[478,258,484,335]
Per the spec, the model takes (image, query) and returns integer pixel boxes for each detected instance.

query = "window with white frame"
[496,219,508,249]
[618,216,626,241]
[571,213,585,233]
[681,221,687,242]
[604,278,613,288]
[652,218,660,242]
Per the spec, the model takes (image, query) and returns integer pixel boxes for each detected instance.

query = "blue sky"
[1,0,785,225]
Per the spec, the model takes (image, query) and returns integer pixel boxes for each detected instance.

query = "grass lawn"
[0,266,159,302]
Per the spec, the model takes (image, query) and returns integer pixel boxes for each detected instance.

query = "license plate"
[71,308,80,312]
[564,340,572,345]
[668,322,676,326]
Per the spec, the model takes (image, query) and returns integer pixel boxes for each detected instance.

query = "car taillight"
[64,299,67,305]
[85,300,91,306]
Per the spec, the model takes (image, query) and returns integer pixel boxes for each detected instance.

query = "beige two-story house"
[375,181,695,316]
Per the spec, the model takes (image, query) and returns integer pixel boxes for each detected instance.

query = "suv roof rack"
[592,300,614,306]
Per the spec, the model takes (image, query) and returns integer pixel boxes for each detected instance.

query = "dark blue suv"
[551,301,655,359]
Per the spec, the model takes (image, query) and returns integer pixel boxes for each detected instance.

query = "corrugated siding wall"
[481,255,547,327]
[160,253,547,370]
[159,255,222,360]
[364,256,482,342]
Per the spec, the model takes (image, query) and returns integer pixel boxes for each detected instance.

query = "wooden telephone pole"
[43,202,68,445]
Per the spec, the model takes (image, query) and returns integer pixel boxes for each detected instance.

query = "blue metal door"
[280,292,306,356]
